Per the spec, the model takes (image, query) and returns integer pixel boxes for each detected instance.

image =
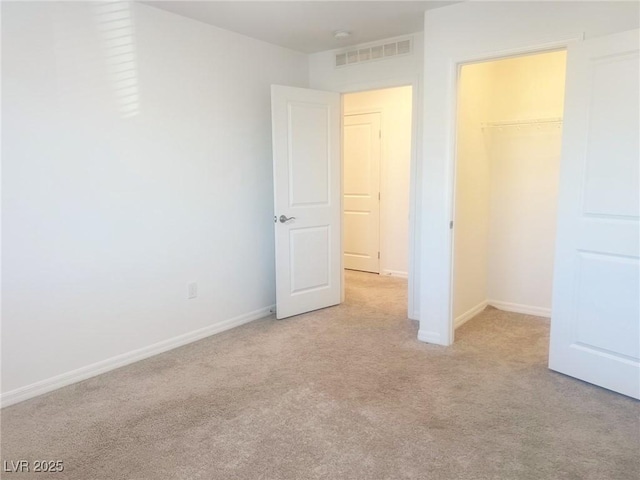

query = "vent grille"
[358,48,371,62]
[371,45,384,60]
[397,39,411,55]
[384,42,397,57]
[335,37,412,68]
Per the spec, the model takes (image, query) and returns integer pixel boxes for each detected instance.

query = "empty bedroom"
[2,1,639,479]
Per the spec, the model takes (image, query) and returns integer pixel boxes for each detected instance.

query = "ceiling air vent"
[384,42,397,56]
[335,37,413,68]
[358,48,371,62]
[397,39,411,55]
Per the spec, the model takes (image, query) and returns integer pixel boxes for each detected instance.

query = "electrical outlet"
[187,282,198,299]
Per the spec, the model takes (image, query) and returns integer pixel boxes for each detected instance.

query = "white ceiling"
[143,1,458,54]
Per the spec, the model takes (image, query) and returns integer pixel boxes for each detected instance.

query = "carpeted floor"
[1,270,639,480]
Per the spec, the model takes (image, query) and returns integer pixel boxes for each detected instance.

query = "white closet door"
[548,29,640,398]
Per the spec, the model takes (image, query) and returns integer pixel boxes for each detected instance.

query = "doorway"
[452,50,567,333]
[342,85,413,293]
[270,82,417,321]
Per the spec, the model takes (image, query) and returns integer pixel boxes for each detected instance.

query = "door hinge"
[378,192,381,201]
[378,252,380,259]
[379,130,381,139]
[449,220,454,229]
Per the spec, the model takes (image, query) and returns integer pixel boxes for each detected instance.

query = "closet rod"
[482,117,563,128]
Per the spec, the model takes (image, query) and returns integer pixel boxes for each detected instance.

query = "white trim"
[0,305,274,408]
[417,329,442,344]
[488,300,551,318]
[344,107,383,117]
[454,300,488,329]
[340,95,345,304]
[455,35,583,67]
[407,73,421,322]
[381,269,408,279]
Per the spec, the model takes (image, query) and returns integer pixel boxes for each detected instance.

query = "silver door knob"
[279,215,296,223]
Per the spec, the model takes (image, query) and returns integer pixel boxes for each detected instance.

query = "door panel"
[549,29,640,399]
[290,226,330,294]
[289,102,330,206]
[343,113,381,273]
[271,85,341,319]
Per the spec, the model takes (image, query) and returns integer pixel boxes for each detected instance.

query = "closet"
[453,50,567,326]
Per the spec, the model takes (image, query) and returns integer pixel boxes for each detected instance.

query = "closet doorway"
[342,86,413,280]
[452,50,567,329]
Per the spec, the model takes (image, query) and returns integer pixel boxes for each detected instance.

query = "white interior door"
[343,113,381,273]
[271,85,341,319]
[549,29,640,399]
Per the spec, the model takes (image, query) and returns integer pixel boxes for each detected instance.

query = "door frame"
[450,46,569,337]
[337,76,420,319]
[420,35,583,345]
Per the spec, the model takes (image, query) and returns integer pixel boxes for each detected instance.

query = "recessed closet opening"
[452,50,567,334]
[342,86,413,310]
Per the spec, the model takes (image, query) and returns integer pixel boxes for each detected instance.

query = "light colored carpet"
[1,270,639,479]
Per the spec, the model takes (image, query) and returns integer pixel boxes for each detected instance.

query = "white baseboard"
[454,300,488,329]
[381,269,408,279]
[488,300,551,318]
[0,305,275,408]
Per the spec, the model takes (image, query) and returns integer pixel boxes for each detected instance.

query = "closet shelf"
[482,117,563,128]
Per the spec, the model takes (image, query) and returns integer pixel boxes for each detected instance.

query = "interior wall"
[343,86,412,277]
[452,62,494,322]
[454,51,566,324]
[1,2,308,401]
[485,51,566,314]
[489,52,568,123]
[419,0,640,345]
[309,33,423,319]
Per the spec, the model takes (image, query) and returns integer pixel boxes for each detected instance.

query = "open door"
[549,29,640,398]
[271,85,341,319]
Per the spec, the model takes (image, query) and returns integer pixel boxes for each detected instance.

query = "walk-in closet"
[453,50,567,326]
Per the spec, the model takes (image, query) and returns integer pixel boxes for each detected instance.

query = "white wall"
[486,51,566,314]
[343,86,412,277]
[453,51,566,325]
[419,1,640,345]
[1,2,308,404]
[488,51,567,124]
[452,61,494,323]
[309,34,423,319]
